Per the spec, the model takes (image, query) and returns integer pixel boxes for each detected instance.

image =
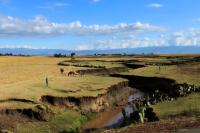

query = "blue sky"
[0,0,200,50]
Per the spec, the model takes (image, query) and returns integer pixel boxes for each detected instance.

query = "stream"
[102,92,143,128]
[83,92,143,131]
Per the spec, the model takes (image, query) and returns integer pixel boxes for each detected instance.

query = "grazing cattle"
[60,68,64,74]
[68,71,76,76]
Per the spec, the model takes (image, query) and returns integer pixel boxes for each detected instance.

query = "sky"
[0,0,200,50]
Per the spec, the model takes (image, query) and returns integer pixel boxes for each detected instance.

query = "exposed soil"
[0,98,51,132]
[41,81,131,112]
[0,114,32,132]
[0,98,50,121]
[0,106,50,121]
[0,105,51,132]
[0,98,37,104]
[110,74,176,94]
[100,116,200,133]
[110,74,200,100]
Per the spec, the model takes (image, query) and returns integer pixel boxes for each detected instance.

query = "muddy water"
[83,92,143,131]
[102,92,143,128]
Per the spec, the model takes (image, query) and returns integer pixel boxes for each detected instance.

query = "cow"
[68,71,76,76]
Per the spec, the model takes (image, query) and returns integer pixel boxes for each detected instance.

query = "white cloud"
[39,2,68,9]
[77,44,94,50]
[0,15,165,37]
[147,3,163,8]
[76,28,200,50]
[0,44,33,49]
[76,35,169,50]
[170,29,200,46]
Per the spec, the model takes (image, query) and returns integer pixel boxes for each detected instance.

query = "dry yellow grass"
[0,56,126,109]
[0,56,82,85]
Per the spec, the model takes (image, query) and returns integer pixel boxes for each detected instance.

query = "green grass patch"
[153,93,200,119]
[121,63,200,86]
[17,110,97,133]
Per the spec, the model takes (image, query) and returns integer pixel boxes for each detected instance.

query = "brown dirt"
[0,114,33,132]
[41,81,130,112]
[100,116,200,133]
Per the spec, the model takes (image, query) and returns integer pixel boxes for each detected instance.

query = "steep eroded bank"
[41,80,133,112]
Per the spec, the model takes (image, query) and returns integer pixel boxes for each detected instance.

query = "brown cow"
[68,71,76,76]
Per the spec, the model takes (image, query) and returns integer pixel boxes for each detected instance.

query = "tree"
[70,52,76,61]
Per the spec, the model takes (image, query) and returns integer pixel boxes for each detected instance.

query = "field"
[59,60,124,68]
[125,63,200,119]
[121,62,200,86]
[0,56,126,100]
[153,93,200,118]
[0,55,199,133]
[0,56,127,132]
[119,55,200,119]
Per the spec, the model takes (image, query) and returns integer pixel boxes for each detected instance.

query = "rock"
[130,111,140,122]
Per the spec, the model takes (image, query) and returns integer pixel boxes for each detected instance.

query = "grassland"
[0,55,199,132]
[121,62,200,86]
[59,60,124,69]
[17,109,83,133]
[0,56,126,103]
[153,93,200,118]
[0,56,127,132]
[115,55,200,132]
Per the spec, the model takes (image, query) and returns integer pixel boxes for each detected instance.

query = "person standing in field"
[46,77,48,87]
[60,68,64,74]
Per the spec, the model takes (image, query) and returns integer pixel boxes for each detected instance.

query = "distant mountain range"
[0,46,200,56]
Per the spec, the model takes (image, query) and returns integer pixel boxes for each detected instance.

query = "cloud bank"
[77,29,200,50]
[0,15,199,50]
[0,15,165,37]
